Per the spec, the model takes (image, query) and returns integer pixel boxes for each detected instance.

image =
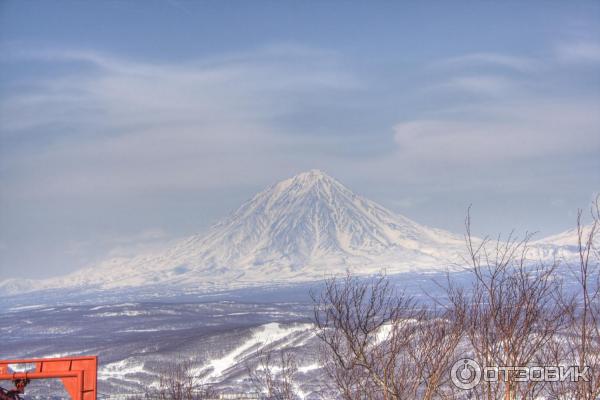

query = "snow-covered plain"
[0,170,594,398]
[0,295,324,397]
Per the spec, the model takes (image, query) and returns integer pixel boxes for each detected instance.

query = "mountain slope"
[2,170,473,295]
[531,223,599,261]
[174,169,466,274]
[2,171,595,297]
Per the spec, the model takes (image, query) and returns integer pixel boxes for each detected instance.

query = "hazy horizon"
[1,1,599,280]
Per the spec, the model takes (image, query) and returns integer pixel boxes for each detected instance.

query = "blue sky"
[1,1,599,279]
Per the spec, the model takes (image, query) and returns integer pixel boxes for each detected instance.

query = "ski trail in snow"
[199,322,313,382]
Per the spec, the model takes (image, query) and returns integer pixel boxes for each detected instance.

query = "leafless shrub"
[446,210,567,400]
[312,273,463,400]
[547,197,600,400]
[247,348,299,400]
[144,358,216,400]
[407,308,464,400]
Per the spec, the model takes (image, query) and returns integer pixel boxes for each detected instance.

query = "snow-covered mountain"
[0,170,592,296]
[1,170,470,295]
[531,223,599,261]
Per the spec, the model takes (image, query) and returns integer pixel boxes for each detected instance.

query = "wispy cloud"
[436,75,518,96]
[63,228,175,267]
[556,41,600,64]
[2,44,597,198]
[398,45,600,170]
[435,52,538,72]
[392,99,600,164]
[0,46,361,198]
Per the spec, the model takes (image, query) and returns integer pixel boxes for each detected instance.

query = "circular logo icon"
[451,358,481,390]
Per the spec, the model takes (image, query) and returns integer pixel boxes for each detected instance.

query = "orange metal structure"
[0,356,97,400]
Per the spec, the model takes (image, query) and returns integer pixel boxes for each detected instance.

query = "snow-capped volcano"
[2,170,470,294]
[179,169,466,272]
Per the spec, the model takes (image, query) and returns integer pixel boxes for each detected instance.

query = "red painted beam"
[0,356,97,400]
